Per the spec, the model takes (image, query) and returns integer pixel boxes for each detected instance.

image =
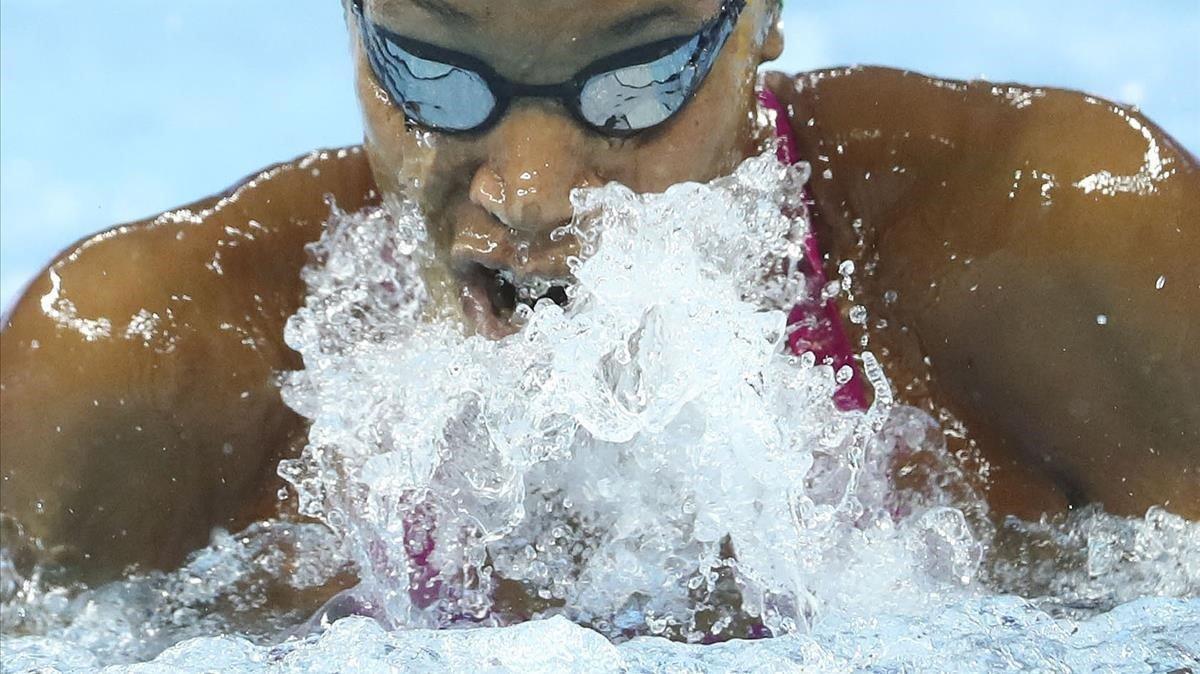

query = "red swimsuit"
[760,88,868,412]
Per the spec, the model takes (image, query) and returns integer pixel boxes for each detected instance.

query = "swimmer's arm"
[0,147,377,580]
[769,67,1200,517]
[0,206,286,581]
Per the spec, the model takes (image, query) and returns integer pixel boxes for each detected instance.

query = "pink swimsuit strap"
[759,89,869,412]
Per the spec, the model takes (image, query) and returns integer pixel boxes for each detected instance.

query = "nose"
[469,101,599,237]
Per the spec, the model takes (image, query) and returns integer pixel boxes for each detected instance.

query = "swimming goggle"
[351,0,747,136]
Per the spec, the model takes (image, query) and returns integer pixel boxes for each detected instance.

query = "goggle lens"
[355,0,743,136]
[577,35,704,133]
[364,35,497,132]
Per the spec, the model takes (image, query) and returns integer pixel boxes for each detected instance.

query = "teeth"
[486,272,518,317]
[495,269,572,308]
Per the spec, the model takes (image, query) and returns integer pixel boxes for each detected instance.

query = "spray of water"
[1,153,1196,670]
[275,153,984,639]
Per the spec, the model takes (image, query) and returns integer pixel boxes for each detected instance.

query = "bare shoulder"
[0,146,377,579]
[765,65,1197,225]
[766,64,1198,157]
[766,67,1199,518]
[764,65,1199,327]
[4,145,376,333]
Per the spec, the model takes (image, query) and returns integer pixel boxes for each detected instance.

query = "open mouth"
[458,263,572,337]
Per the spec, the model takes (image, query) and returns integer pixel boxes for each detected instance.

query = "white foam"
[275,154,972,638]
[2,153,1196,671]
[6,600,1198,673]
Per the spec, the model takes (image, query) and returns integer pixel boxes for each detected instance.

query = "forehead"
[365,0,722,81]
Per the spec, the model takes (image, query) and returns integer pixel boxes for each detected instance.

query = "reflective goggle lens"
[366,35,497,131]
[357,0,741,136]
[578,35,704,133]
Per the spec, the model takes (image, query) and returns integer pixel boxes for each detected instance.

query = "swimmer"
[2,0,1197,585]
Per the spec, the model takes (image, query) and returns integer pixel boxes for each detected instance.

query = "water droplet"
[836,365,854,385]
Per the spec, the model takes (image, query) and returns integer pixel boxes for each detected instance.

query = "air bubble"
[835,365,854,385]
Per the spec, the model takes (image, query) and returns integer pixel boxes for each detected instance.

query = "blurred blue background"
[2,0,1198,310]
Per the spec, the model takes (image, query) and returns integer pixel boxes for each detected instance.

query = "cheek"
[615,77,757,191]
[357,70,417,191]
[608,33,761,192]
[356,69,474,215]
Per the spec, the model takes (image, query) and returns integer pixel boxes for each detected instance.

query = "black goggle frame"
[350,0,747,137]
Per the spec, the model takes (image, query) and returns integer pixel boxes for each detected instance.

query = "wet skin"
[1,0,1197,584]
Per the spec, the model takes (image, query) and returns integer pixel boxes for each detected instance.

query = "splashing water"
[274,153,978,639]
[2,154,1197,672]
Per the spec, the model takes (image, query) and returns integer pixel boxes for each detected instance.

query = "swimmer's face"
[349,0,783,335]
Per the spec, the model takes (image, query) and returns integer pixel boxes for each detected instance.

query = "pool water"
[2,154,1197,672]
